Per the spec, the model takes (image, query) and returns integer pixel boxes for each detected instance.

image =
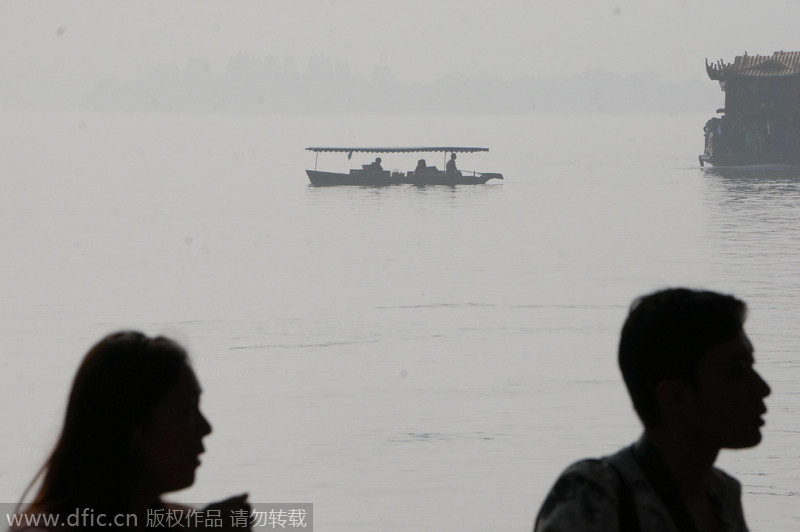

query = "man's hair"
[618,288,746,428]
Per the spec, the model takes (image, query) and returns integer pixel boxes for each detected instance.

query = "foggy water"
[1,111,798,531]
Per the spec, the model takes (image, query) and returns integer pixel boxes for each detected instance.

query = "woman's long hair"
[23,331,189,518]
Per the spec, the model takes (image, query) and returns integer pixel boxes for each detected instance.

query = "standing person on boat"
[12,331,251,531]
[368,157,383,171]
[445,152,461,176]
[533,288,770,532]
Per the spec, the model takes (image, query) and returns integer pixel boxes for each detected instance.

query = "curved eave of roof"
[712,70,800,80]
[730,64,800,78]
[306,147,490,154]
[707,51,800,80]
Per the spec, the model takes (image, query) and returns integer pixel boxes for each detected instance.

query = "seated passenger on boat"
[446,153,461,176]
[414,159,428,175]
[366,157,383,171]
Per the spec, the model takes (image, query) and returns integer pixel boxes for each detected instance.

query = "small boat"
[700,51,800,167]
[305,146,504,186]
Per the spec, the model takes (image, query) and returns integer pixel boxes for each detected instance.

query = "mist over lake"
[1,111,798,531]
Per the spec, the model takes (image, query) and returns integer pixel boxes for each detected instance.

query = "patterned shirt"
[534,443,749,532]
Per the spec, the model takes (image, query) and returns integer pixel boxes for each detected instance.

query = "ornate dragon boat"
[700,51,800,167]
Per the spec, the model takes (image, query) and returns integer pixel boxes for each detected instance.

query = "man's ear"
[655,379,694,418]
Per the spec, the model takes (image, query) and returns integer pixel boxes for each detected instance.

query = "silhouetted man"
[534,288,770,532]
[445,152,460,175]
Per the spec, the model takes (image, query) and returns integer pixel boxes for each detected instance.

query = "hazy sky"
[1,0,799,90]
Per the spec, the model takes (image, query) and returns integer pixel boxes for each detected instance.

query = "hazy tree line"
[13,53,721,114]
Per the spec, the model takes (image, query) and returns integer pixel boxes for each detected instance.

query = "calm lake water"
[1,111,798,531]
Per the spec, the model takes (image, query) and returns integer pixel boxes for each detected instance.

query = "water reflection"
[700,164,800,310]
[701,167,800,209]
[701,165,800,183]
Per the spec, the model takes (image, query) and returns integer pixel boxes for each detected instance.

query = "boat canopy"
[306,146,489,154]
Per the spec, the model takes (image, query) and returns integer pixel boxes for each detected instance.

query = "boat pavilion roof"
[707,51,800,80]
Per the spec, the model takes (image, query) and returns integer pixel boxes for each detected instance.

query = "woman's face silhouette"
[134,365,212,496]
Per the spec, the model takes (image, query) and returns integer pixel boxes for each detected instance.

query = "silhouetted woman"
[14,331,249,530]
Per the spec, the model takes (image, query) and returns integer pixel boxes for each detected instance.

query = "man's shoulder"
[535,444,750,532]
[548,445,638,495]
[557,455,622,484]
[534,448,634,531]
[533,444,652,532]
